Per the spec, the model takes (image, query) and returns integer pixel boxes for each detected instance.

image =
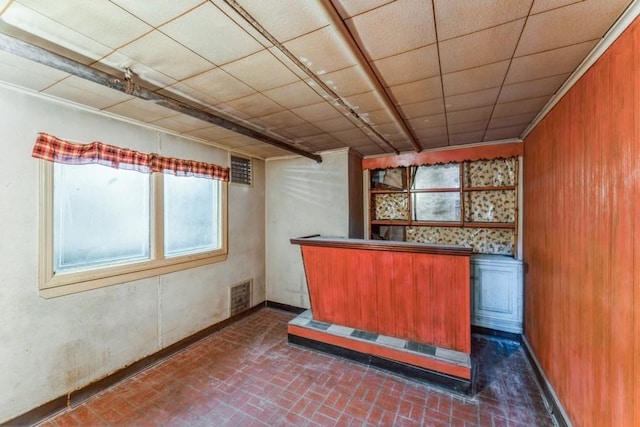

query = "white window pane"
[164,174,219,256]
[54,163,150,272]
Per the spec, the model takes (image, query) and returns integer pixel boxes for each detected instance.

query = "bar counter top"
[290,235,472,256]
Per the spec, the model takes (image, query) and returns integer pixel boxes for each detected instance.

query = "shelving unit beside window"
[369,158,518,256]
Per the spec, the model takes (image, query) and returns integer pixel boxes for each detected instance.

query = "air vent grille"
[230,280,252,316]
[230,155,252,185]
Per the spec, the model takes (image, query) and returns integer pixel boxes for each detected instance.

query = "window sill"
[39,251,227,298]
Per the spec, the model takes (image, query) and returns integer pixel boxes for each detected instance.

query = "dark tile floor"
[39,308,556,427]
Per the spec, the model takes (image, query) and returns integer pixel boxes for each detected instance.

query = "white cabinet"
[471,254,523,334]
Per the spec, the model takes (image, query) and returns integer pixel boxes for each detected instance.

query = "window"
[230,155,252,185]
[53,163,151,272]
[34,133,228,297]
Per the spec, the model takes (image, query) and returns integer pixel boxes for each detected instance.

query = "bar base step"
[287,310,476,396]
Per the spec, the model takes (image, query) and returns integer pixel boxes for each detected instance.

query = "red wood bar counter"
[288,236,474,393]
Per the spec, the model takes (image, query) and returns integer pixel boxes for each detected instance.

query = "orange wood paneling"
[523,16,639,427]
[362,141,523,170]
[287,324,471,379]
[297,242,470,353]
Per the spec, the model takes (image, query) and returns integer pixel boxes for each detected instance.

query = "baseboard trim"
[521,335,572,427]
[2,303,265,427]
[265,300,306,314]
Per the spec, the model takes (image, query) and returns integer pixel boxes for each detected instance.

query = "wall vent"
[230,279,252,316]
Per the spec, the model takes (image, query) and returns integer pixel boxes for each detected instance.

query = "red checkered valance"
[32,133,229,181]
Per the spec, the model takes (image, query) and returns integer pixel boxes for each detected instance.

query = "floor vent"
[230,280,252,316]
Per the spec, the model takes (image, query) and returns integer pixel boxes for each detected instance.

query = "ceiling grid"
[0,0,635,159]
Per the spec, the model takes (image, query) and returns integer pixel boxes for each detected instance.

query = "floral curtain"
[32,133,229,181]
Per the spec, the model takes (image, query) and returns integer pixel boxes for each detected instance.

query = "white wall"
[0,84,265,423]
[265,149,354,308]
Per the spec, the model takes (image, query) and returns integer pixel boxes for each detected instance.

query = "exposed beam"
[0,33,323,163]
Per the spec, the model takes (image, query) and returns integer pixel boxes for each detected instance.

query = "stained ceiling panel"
[0,0,634,160]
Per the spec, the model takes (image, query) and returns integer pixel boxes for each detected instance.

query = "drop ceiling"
[0,0,634,160]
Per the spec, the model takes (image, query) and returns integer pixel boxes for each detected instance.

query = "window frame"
[38,161,228,298]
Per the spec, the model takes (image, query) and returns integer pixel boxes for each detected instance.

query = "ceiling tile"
[1,2,113,61]
[419,135,449,149]
[530,0,581,14]
[118,30,215,81]
[484,124,527,141]
[345,0,435,61]
[330,127,369,142]
[439,19,525,74]
[290,102,344,122]
[498,73,569,103]
[284,26,356,74]
[183,125,239,142]
[279,123,323,138]
[0,50,69,91]
[14,0,152,49]
[160,2,263,66]
[263,80,324,109]
[149,112,211,133]
[344,90,388,114]
[492,96,549,118]
[448,120,489,135]
[43,76,134,109]
[516,0,632,56]
[234,0,329,42]
[331,0,395,19]
[388,76,442,105]
[488,112,537,128]
[449,130,484,145]
[215,134,259,148]
[399,98,445,120]
[445,88,500,112]
[225,93,285,118]
[317,65,374,97]
[351,145,383,156]
[414,126,448,139]
[506,40,596,84]
[372,44,440,87]
[442,61,509,96]
[314,116,357,133]
[359,109,394,125]
[258,110,308,130]
[109,0,203,27]
[220,50,299,92]
[179,68,255,103]
[299,133,341,147]
[373,122,406,140]
[409,114,447,131]
[434,0,532,40]
[447,106,493,125]
[104,98,178,123]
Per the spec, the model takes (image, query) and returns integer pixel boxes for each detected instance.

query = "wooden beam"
[0,33,323,163]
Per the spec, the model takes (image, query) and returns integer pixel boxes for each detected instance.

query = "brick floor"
[39,308,556,426]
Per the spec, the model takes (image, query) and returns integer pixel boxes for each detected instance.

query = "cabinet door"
[472,260,522,333]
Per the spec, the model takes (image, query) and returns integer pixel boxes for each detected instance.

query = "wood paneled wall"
[523,17,639,427]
